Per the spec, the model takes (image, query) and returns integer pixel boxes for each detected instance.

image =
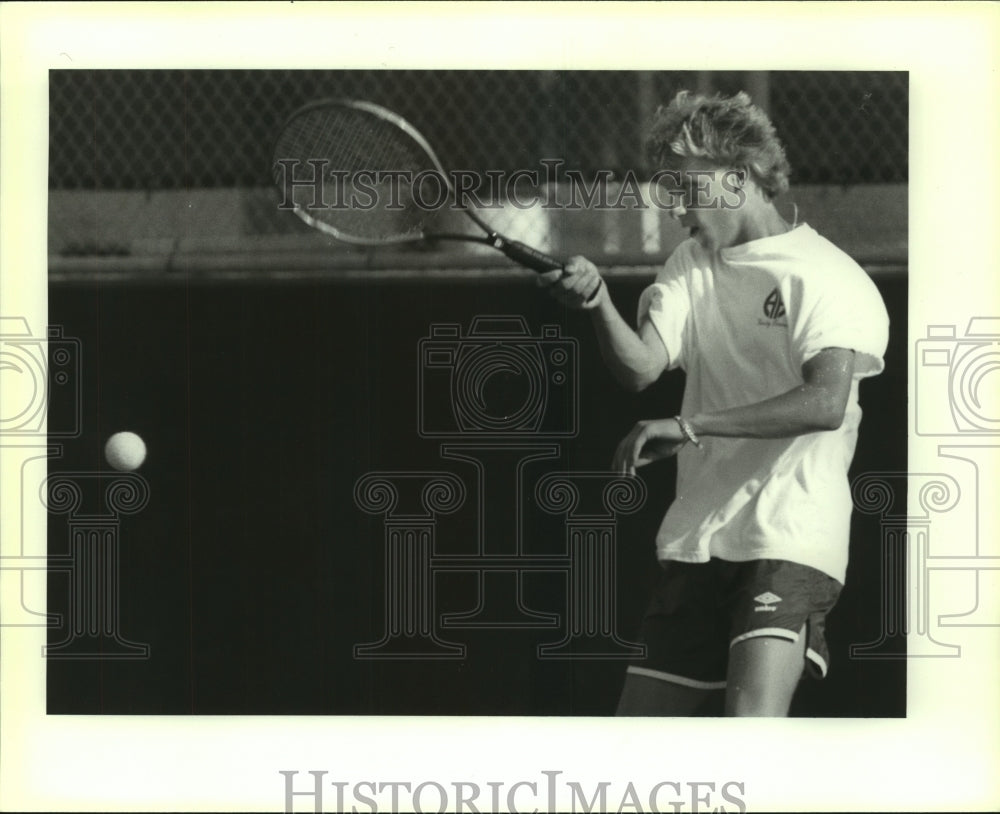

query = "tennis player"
[540,90,890,716]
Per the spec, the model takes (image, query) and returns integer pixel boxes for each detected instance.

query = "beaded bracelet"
[673,415,703,448]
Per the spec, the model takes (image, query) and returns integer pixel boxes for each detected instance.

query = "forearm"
[589,295,667,391]
[688,382,847,440]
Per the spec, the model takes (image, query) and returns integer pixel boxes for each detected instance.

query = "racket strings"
[274,105,441,242]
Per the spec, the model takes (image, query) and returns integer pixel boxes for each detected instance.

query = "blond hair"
[647,90,791,199]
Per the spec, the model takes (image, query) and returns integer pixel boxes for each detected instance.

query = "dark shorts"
[627,558,843,690]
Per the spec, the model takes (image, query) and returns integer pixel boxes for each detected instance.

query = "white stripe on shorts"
[626,665,727,690]
[727,628,829,678]
[805,647,828,677]
[729,627,800,647]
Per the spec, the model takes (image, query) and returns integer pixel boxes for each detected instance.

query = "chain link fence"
[48,70,907,269]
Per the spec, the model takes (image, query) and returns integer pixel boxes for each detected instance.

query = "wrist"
[673,415,703,448]
[585,278,610,312]
[588,288,614,322]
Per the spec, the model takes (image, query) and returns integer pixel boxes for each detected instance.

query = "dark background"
[49,70,907,191]
[46,271,906,717]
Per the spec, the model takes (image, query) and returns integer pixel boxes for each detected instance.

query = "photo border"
[2,2,998,811]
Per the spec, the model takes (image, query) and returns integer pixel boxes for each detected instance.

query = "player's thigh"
[616,672,719,717]
[625,561,730,712]
[725,625,807,717]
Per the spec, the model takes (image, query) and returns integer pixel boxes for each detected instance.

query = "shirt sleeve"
[786,264,890,379]
[636,249,692,371]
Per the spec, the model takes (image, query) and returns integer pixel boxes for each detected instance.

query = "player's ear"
[720,167,751,209]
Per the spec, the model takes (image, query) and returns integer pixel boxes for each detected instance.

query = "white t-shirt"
[637,224,889,583]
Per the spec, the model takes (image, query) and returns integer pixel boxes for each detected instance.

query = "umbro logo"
[753,591,782,612]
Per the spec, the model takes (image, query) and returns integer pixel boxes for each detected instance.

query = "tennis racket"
[271,98,566,275]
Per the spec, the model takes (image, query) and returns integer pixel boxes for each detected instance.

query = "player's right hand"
[537,255,606,310]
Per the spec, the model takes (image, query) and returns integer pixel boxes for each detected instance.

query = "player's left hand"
[612,418,688,475]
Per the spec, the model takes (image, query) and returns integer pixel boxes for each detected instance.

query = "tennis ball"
[104,431,147,471]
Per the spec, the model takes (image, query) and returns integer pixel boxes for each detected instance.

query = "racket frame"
[272,98,563,273]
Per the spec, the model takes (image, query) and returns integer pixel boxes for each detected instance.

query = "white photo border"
[1,2,998,812]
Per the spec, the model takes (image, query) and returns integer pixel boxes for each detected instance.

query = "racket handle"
[491,232,601,305]
[489,235,563,274]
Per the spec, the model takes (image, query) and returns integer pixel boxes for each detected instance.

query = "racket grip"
[492,233,601,306]
[491,236,563,274]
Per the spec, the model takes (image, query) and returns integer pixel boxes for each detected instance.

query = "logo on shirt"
[758,288,788,328]
[753,591,782,612]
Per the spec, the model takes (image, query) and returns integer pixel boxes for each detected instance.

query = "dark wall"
[46,271,906,716]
